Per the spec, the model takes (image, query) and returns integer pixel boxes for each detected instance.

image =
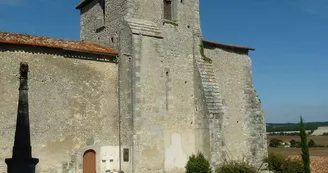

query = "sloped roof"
[0,32,117,55]
[76,0,93,9]
[203,40,255,51]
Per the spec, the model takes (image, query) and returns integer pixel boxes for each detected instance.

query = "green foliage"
[185,152,212,173]
[264,152,285,172]
[316,144,326,148]
[268,132,300,136]
[308,139,316,148]
[295,141,302,148]
[299,116,311,173]
[199,41,212,64]
[290,139,297,147]
[266,121,328,132]
[264,152,304,173]
[269,138,282,147]
[282,159,304,173]
[216,161,257,173]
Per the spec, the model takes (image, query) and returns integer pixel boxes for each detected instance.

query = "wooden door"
[83,150,96,173]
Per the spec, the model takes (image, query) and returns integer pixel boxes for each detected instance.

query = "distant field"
[267,135,328,145]
[268,147,328,156]
[266,122,328,132]
[268,148,328,173]
[267,135,328,173]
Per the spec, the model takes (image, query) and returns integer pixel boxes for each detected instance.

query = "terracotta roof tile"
[76,0,93,9]
[203,39,255,51]
[0,32,117,55]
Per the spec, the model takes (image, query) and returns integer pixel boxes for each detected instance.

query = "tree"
[308,139,316,148]
[299,116,311,173]
[290,139,297,147]
[295,141,302,148]
[269,138,282,147]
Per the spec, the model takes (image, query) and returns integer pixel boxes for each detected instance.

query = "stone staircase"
[195,58,225,166]
[196,59,224,117]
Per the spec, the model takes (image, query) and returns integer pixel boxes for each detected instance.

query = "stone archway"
[83,150,96,173]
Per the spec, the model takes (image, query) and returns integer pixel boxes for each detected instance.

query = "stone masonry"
[0,0,268,173]
[78,0,268,172]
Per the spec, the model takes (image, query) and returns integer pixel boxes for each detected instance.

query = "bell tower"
[77,1,206,173]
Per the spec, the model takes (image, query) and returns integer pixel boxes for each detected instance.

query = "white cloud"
[286,0,328,18]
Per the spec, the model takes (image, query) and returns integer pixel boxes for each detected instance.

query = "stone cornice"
[125,18,163,38]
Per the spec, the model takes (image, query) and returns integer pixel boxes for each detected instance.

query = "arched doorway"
[83,150,96,173]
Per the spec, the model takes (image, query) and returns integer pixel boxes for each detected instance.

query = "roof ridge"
[0,31,118,55]
[202,39,255,51]
[0,31,101,45]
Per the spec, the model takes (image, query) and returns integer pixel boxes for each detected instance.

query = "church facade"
[0,0,268,173]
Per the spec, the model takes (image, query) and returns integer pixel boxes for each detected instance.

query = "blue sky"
[1,0,327,123]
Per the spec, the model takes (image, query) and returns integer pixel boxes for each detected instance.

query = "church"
[0,0,268,173]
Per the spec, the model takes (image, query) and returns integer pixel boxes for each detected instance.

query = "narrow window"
[123,148,129,162]
[164,0,172,20]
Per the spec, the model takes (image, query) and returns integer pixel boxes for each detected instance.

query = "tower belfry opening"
[164,0,172,20]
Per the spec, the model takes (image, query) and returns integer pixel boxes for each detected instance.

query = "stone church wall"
[80,0,105,43]
[204,46,268,168]
[80,0,128,50]
[0,45,119,172]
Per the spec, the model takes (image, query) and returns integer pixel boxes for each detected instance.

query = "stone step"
[208,110,222,114]
[200,74,215,78]
[198,64,213,69]
[204,88,220,92]
[201,78,216,82]
[208,107,223,112]
[204,92,221,97]
[199,71,215,75]
[205,99,222,104]
[203,85,219,89]
[208,105,222,109]
[196,60,212,65]
[202,82,218,87]
[196,58,225,116]
[200,74,216,78]
[207,102,223,106]
[200,74,215,79]
[198,67,214,71]
[201,78,216,83]
[205,95,220,100]
[198,65,214,69]
[203,89,220,93]
[199,69,215,74]
[205,98,222,103]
